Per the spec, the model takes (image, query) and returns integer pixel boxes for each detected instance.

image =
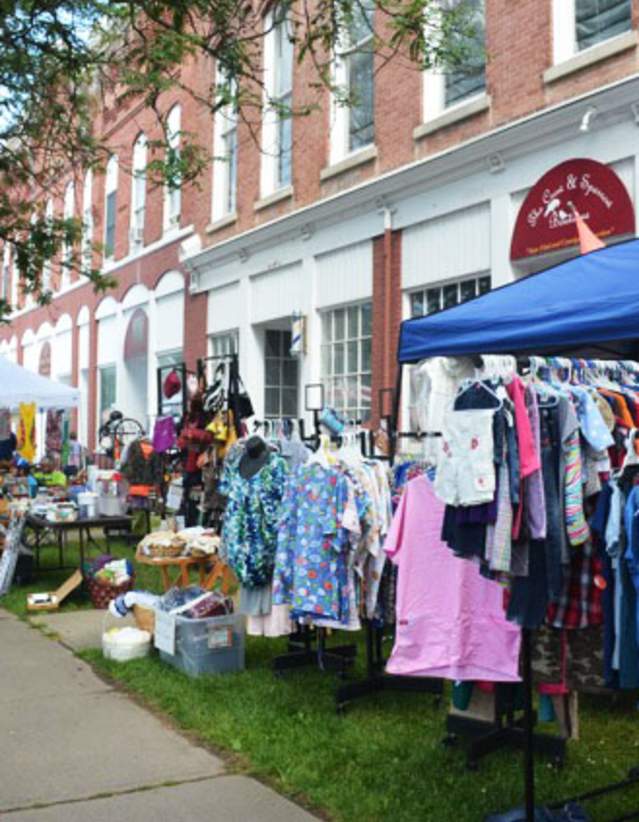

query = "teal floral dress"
[219,450,288,588]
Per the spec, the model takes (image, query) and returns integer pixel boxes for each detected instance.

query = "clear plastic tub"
[159,613,245,677]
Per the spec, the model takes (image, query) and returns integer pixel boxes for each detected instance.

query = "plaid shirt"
[547,539,603,630]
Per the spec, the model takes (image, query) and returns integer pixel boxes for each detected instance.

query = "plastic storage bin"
[159,613,245,677]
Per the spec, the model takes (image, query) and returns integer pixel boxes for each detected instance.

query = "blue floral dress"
[273,463,359,623]
[219,451,288,588]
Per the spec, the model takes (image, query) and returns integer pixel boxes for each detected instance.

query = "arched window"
[130,133,147,250]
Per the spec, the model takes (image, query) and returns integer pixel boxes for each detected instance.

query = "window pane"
[334,342,345,375]
[277,112,292,187]
[226,128,237,213]
[478,275,491,295]
[349,49,374,151]
[576,0,631,50]
[283,358,298,386]
[282,388,297,416]
[443,284,459,309]
[105,192,116,258]
[347,305,359,338]
[361,302,372,336]
[321,311,332,343]
[348,3,374,46]
[333,377,346,410]
[345,376,358,412]
[321,344,332,377]
[411,292,424,317]
[265,387,279,416]
[427,288,441,314]
[361,337,372,373]
[334,308,346,341]
[347,341,358,373]
[265,330,280,357]
[460,279,477,302]
[265,358,280,386]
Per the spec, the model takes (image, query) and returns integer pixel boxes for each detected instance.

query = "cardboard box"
[27,569,83,612]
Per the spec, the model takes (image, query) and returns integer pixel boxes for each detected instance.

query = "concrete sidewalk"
[0,609,315,821]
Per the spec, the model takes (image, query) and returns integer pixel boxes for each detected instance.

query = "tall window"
[1,244,10,301]
[264,329,298,418]
[99,364,117,421]
[321,302,372,422]
[444,0,486,107]
[553,0,631,63]
[164,107,181,231]
[212,67,238,220]
[61,182,74,289]
[410,274,491,317]
[42,199,53,292]
[422,0,486,122]
[104,155,118,262]
[131,134,147,250]
[262,8,294,195]
[81,169,93,274]
[331,4,375,162]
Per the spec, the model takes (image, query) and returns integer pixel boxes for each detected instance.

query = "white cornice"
[184,72,639,289]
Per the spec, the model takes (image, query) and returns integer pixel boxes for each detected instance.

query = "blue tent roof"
[398,239,639,364]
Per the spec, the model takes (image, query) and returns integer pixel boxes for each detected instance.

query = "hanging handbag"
[229,359,254,421]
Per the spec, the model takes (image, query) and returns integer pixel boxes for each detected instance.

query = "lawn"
[3,536,639,821]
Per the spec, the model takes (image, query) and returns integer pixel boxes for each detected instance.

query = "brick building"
[2,0,639,450]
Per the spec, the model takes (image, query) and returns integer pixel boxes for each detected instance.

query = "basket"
[133,604,155,635]
[138,531,186,559]
[86,574,135,609]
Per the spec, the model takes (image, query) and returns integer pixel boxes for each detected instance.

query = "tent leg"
[522,628,535,822]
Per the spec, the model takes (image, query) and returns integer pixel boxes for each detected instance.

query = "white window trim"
[104,155,118,263]
[329,10,375,166]
[421,1,486,125]
[163,107,181,234]
[551,0,634,67]
[260,10,294,198]
[1,244,10,301]
[81,169,93,276]
[61,182,74,289]
[212,68,238,222]
[131,134,147,250]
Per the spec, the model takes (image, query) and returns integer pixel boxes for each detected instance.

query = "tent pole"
[522,627,535,821]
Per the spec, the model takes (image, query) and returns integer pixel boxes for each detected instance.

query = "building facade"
[3,0,639,448]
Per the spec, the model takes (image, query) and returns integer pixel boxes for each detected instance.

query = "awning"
[398,238,639,364]
[0,357,80,410]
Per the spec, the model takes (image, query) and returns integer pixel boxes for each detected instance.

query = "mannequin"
[239,436,269,479]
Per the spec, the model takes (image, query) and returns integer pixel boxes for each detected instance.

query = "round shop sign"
[510,158,635,261]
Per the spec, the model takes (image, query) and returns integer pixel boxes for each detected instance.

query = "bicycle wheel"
[114,417,145,452]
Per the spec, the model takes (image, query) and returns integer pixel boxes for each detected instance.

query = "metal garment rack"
[390,359,639,822]
[156,361,194,420]
[336,392,444,711]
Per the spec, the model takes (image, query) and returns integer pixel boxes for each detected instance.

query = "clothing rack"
[392,355,639,822]
[335,402,444,712]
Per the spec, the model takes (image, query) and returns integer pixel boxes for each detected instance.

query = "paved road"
[0,609,315,821]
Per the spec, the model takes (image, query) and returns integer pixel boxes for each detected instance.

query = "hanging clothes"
[152,415,176,454]
[219,448,288,588]
[17,402,36,462]
[121,439,163,488]
[385,474,521,682]
[45,409,63,454]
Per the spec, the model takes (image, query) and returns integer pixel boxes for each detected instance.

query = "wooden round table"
[135,550,236,593]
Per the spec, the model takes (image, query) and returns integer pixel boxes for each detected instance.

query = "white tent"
[0,356,80,410]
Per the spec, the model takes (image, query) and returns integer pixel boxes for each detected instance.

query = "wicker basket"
[138,532,186,559]
[86,575,135,610]
[133,604,155,635]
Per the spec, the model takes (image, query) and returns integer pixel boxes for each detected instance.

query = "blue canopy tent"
[394,237,639,822]
[398,238,639,364]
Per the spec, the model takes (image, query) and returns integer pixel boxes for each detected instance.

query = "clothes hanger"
[455,377,503,410]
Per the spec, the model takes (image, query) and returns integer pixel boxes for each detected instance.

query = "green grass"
[3,538,639,821]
